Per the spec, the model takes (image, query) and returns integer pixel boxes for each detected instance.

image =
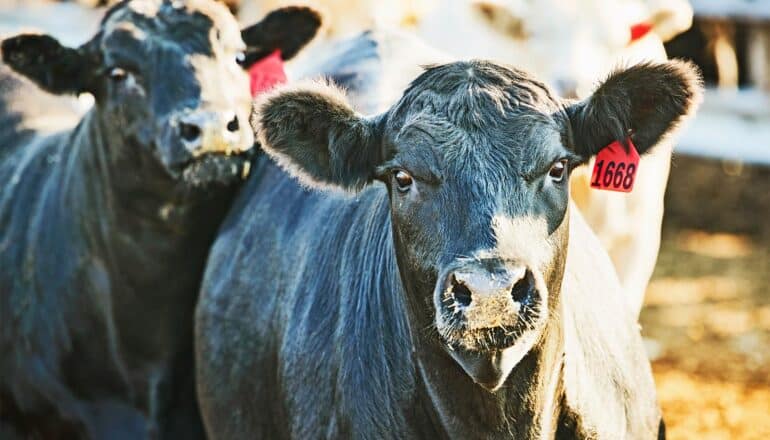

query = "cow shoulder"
[561,206,661,438]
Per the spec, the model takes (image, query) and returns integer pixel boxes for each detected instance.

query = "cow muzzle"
[158,108,255,185]
[176,109,253,157]
[434,258,549,392]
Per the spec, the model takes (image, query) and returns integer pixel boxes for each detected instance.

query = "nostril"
[451,275,473,307]
[226,115,239,132]
[179,121,201,142]
[511,270,535,304]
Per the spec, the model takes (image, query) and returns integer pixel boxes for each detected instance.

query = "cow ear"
[566,60,702,161]
[253,80,383,192]
[240,6,322,66]
[2,34,92,95]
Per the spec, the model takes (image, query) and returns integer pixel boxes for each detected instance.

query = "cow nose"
[442,262,538,329]
[436,260,547,390]
[176,110,252,155]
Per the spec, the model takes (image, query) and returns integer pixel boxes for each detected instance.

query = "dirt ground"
[640,155,770,439]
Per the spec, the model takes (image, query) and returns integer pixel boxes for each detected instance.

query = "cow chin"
[178,153,251,187]
[447,334,543,392]
[436,284,549,392]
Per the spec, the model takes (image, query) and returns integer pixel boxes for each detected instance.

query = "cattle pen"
[0,0,768,439]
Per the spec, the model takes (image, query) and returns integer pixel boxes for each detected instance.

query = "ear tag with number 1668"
[590,139,640,192]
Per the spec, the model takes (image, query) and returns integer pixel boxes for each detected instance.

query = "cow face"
[255,60,701,391]
[1,0,320,186]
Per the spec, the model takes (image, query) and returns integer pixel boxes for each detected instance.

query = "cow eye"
[548,160,568,182]
[108,67,129,82]
[393,170,414,193]
[235,51,246,65]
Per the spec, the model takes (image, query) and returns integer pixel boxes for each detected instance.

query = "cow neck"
[411,321,565,437]
[61,108,235,338]
[395,262,566,438]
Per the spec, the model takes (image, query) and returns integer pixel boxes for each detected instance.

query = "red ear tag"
[629,22,653,43]
[249,50,287,97]
[590,139,640,193]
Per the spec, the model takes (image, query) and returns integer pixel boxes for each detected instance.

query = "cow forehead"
[391,115,561,169]
[393,61,563,123]
[387,63,567,176]
[102,0,242,54]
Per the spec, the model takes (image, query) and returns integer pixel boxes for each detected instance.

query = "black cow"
[196,59,702,438]
[0,1,319,438]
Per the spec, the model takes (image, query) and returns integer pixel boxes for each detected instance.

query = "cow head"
[255,60,701,391]
[1,0,320,186]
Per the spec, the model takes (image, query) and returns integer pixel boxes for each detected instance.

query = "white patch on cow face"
[195,0,245,52]
[489,214,555,273]
[186,53,253,155]
[177,15,252,156]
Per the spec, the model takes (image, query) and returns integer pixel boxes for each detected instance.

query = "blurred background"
[0,0,768,438]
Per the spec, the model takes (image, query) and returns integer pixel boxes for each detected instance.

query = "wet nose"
[176,110,252,155]
[442,262,538,329]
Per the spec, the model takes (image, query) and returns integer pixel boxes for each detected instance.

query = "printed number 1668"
[591,160,636,190]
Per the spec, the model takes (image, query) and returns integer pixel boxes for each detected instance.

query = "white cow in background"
[243,0,694,318]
